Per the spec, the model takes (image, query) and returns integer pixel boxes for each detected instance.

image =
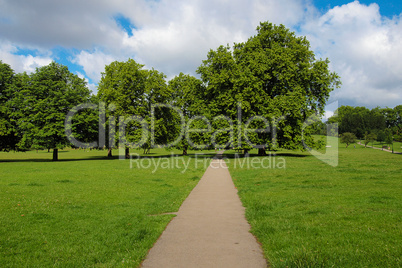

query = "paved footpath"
[357,142,401,154]
[141,154,267,268]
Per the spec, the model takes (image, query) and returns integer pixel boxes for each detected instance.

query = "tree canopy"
[11,62,90,160]
[328,105,402,142]
[195,22,340,153]
[340,132,357,148]
[97,59,173,157]
[1,21,347,157]
[0,60,18,151]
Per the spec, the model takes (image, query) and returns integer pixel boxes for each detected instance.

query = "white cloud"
[1,0,401,108]
[114,0,316,78]
[72,49,116,82]
[0,0,126,49]
[324,110,334,120]
[33,0,316,80]
[76,71,97,94]
[0,41,52,73]
[1,0,315,79]
[301,1,402,108]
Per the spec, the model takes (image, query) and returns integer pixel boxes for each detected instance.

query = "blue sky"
[315,0,402,17]
[1,0,401,112]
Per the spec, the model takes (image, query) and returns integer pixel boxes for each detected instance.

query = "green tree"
[333,106,370,138]
[385,128,393,150]
[196,22,340,154]
[340,132,357,148]
[394,105,402,126]
[168,73,205,154]
[97,59,171,158]
[169,73,204,117]
[311,121,327,135]
[393,105,402,140]
[16,62,90,160]
[369,107,386,131]
[382,107,396,129]
[377,130,385,142]
[0,60,19,151]
[364,132,377,148]
[66,95,101,149]
[9,72,32,151]
[329,105,402,139]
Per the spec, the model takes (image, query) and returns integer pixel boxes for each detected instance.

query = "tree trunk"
[107,148,113,158]
[125,147,130,159]
[258,148,266,156]
[244,149,249,157]
[53,149,58,161]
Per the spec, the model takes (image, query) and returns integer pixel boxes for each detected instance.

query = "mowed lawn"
[226,138,401,267]
[1,143,401,267]
[0,148,208,267]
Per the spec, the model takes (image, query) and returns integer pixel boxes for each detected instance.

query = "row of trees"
[0,22,341,160]
[326,105,402,143]
[0,61,91,160]
[340,131,394,149]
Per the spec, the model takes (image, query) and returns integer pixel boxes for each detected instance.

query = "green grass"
[0,148,208,267]
[226,137,401,267]
[2,143,401,267]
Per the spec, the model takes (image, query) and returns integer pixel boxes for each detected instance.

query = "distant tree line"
[0,22,340,160]
[312,105,402,145]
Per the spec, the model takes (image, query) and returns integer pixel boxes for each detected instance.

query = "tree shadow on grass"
[0,153,215,163]
[272,153,310,158]
[221,152,310,159]
[0,155,114,163]
[0,151,310,163]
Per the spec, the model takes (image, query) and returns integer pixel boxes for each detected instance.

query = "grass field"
[0,148,209,267]
[1,141,401,267]
[226,137,401,267]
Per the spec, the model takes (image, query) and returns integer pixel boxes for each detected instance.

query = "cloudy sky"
[1,0,401,112]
